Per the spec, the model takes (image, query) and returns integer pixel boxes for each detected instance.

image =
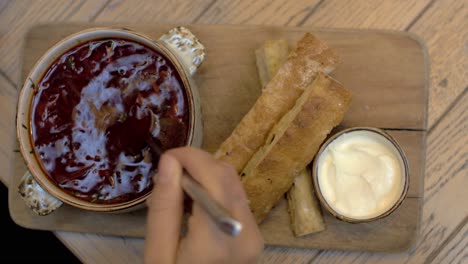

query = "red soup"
[31,38,189,204]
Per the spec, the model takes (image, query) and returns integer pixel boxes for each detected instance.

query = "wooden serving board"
[9,24,428,252]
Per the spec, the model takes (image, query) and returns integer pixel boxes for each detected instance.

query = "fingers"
[167,147,261,242]
[144,154,183,264]
[166,147,246,208]
[146,147,264,263]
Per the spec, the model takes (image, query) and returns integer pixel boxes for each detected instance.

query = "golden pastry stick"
[214,33,339,172]
[241,73,352,223]
[255,39,289,89]
[287,168,325,236]
[255,40,325,236]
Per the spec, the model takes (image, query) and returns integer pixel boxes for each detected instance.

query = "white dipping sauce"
[317,130,405,219]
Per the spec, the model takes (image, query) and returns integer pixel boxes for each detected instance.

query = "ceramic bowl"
[16,27,205,215]
[312,127,409,223]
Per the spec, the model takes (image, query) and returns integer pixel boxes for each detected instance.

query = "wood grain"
[0,0,109,83]
[0,1,10,13]
[430,217,467,264]
[57,233,144,264]
[10,24,427,252]
[95,0,214,24]
[411,90,468,263]
[301,81,467,264]
[0,0,465,263]
[0,74,16,186]
[195,0,322,26]
[0,1,218,262]
[258,247,318,264]
[300,0,432,29]
[424,90,467,203]
[409,0,467,128]
[19,25,428,132]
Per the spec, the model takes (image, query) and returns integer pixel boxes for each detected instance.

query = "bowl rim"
[16,27,196,212]
[311,127,410,223]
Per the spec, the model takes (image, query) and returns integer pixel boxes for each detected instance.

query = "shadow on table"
[1,182,81,263]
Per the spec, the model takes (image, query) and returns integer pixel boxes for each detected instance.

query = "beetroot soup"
[31,39,189,204]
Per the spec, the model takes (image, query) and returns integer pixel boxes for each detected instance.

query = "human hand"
[144,147,264,264]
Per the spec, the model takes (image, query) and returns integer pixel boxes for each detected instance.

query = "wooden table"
[1,0,466,263]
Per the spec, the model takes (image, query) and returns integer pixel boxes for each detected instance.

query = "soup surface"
[31,38,189,204]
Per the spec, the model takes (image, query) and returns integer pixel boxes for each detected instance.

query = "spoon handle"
[180,172,243,237]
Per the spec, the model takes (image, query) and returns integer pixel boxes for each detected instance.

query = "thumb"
[144,154,183,264]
